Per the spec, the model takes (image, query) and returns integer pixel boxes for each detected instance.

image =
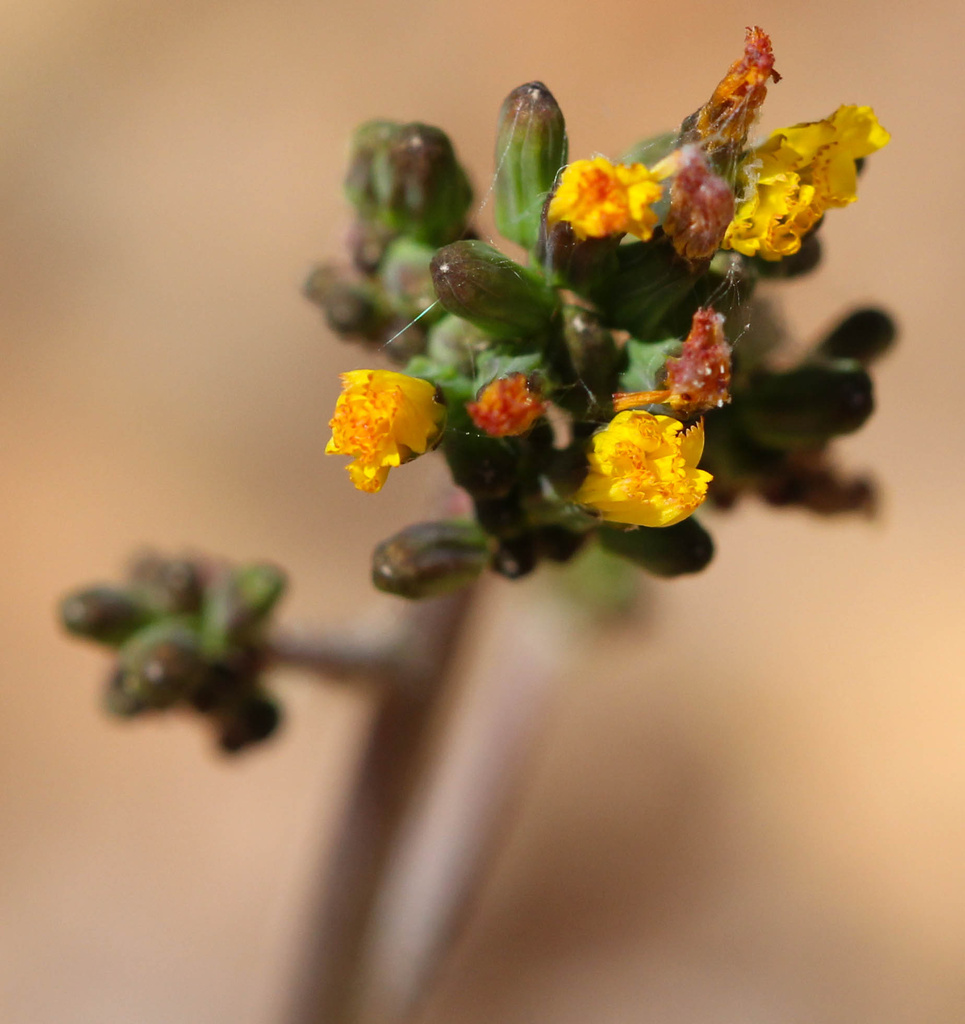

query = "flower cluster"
[59,554,287,752]
[309,26,893,597]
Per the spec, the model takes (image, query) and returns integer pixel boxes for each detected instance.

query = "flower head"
[326,369,446,492]
[575,411,712,528]
[467,373,548,437]
[724,105,890,260]
[693,26,780,154]
[546,157,664,241]
[614,307,732,417]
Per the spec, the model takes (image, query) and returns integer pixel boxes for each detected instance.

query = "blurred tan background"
[1,0,962,1021]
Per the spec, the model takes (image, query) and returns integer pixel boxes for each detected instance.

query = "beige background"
[1,1,962,1022]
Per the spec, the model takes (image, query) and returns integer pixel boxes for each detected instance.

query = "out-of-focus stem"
[283,586,476,1024]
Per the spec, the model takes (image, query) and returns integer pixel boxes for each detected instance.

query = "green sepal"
[620,130,679,167]
[201,564,287,657]
[619,336,682,394]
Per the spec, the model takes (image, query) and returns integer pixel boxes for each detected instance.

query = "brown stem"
[283,586,476,1024]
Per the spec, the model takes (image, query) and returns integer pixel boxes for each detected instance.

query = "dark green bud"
[536,525,587,563]
[599,518,714,577]
[218,693,281,754]
[816,308,896,365]
[536,201,620,291]
[473,491,527,539]
[737,361,874,449]
[128,553,205,615]
[348,219,398,275]
[202,563,287,654]
[303,264,393,343]
[595,239,700,341]
[442,424,520,499]
[494,82,567,251]
[116,620,206,710]
[344,120,401,214]
[430,240,556,339]
[380,238,439,320]
[59,585,154,646]
[371,123,472,246]
[426,313,493,374]
[491,533,538,579]
[559,307,620,416]
[372,521,490,599]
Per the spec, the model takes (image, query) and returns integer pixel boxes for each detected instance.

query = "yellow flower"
[326,369,446,493]
[724,105,890,260]
[575,411,712,528]
[546,157,664,241]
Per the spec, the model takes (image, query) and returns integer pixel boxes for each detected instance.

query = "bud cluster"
[59,553,286,752]
[311,27,893,599]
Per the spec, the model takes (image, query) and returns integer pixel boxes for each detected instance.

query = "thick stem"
[284,587,476,1024]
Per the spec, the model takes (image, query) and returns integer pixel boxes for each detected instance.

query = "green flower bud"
[59,586,154,647]
[344,120,401,214]
[736,361,874,449]
[494,81,567,251]
[430,240,557,340]
[116,620,206,710]
[380,238,439,320]
[536,198,620,290]
[202,563,287,654]
[425,313,493,374]
[491,532,538,579]
[128,553,205,615]
[372,521,490,599]
[371,123,472,246]
[348,219,398,275]
[816,308,896,365]
[599,518,714,577]
[303,264,393,343]
[559,307,620,416]
[218,692,281,754]
[536,525,587,563]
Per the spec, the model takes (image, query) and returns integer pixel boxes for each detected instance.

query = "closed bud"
[431,240,557,339]
[202,563,287,653]
[494,81,568,251]
[816,308,896,365]
[599,518,714,577]
[371,123,472,246]
[426,313,492,374]
[347,219,397,275]
[561,307,620,415]
[737,361,874,449]
[536,525,587,563]
[59,585,154,646]
[536,195,621,289]
[116,621,206,710]
[128,553,205,615]
[379,238,439,320]
[372,521,490,599]
[303,264,393,342]
[218,693,281,754]
[491,532,538,580]
[344,120,401,214]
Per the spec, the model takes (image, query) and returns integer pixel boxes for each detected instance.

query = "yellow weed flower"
[326,369,446,493]
[575,411,711,528]
[546,157,664,241]
[725,105,890,260]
